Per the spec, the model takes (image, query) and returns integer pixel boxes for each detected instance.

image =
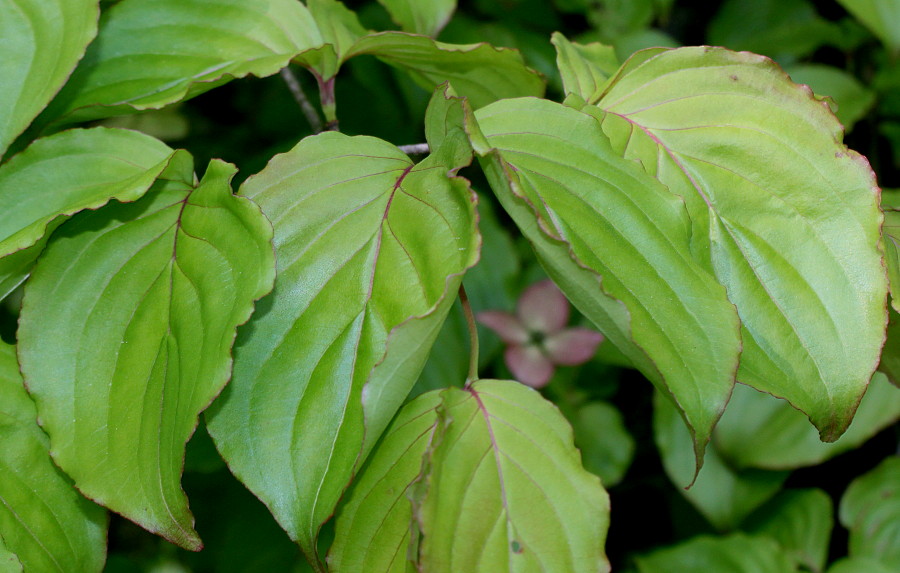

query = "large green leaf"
[331,380,611,572]
[469,96,741,474]
[0,341,107,572]
[0,128,177,299]
[653,391,788,530]
[345,32,545,109]
[743,489,833,573]
[836,0,900,54]
[0,0,98,158]
[41,0,322,127]
[635,534,799,573]
[17,158,276,550]
[713,374,900,469]
[206,88,479,564]
[376,0,456,36]
[839,457,900,570]
[589,46,887,442]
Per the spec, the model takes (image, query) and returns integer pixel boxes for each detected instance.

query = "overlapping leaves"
[206,88,479,564]
[17,156,275,550]
[330,380,611,572]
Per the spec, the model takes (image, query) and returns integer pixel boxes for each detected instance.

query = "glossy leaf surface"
[17,158,276,550]
[839,457,900,569]
[653,391,788,530]
[346,32,545,109]
[714,375,900,470]
[206,89,478,562]
[591,46,887,441]
[43,0,322,126]
[377,0,456,36]
[743,489,833,573]
[0,341,107,572]
[331,380,611,572]
[470,96,741,472]
[635,534,798,573]
[0,0,98,157]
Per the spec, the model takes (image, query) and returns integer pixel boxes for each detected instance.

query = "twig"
[280,67,324,133]
[398,143,430,155]
[460,284,480,386]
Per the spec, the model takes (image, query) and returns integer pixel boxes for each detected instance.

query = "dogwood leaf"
[0,341,107,572]
[469,96,741,475]
[17,158,276,550]
[552,32,619,100]
[205,89,478,564]
[42,0,322,127]
[376,0,456,36]
[590,46,886,441]
[331,380,610,572]
[636,534,798,573]
[0,0,98,157]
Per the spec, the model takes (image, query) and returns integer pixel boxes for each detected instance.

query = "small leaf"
[839,457,900,570]
[206,88,478,563]
[41,0,323,127]
[469,96,741,475]
[0,0,98,157]
[552,32,619,100]
[332,380,610,572]
[714,374,900,470]
[743,489,833,573]
[591,46,887,442]
[571,401,635,487]
[345,32,545,109]
[0,341,107,572]
[376,0,456,37]
[635,533,799,573]
[17,158,276,550]
[836,0,900,54]
[653,391,788,530]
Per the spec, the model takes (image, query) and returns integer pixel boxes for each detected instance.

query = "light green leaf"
[571,401,635,487]
[0,0,98,158]
[743,489,833,573]
[552,32,619,100]
[0,341,107,572]
[786,64,876,132]
[653,391,788,530]
[293,0,367,82]
[591,46,887,442]
[328,390,443,572]
[17,158,276,550]
[206,89,478,564]
[840,457,900,569]
[376,0,456,37]
[635,533,799,573]
[836,0,900,54]
[470,96,741,474]
[714,374,900,470]
[345,32,545,109]
[41,0,322,127]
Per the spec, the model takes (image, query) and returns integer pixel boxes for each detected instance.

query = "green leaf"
[743,489,833,573]
[839,457,900,570]
[836,0,900,54]
[294,0,367,82]
[653,391,788,530]
[785,64,876,132]
[377,0,456,36]
[882,209,900,312]
[635,533,799,573]
[206,88,479,563]
[879,309,900,388]
[0,341,107,572]
[0,0,98,158]
[17,158,276,550]
[345,32,545,109]
[707,0,840,61]
[714,374,900,470]
[469,96,741,475]
[828,557,897,573]
[571,401,635,487]
[332,380,611,572]
[552,32,619,100]
[591,46,887,442]
[41,0,322,127]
